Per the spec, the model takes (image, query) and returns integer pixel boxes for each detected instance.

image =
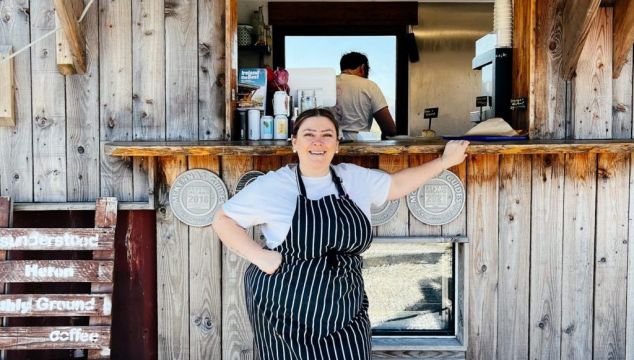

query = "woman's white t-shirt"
[222,163,391,249]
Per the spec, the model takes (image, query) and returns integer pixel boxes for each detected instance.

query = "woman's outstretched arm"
[387,140,469,200]
[212,209,282,274]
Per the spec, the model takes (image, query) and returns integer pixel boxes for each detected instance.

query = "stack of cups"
[494,0,512,48]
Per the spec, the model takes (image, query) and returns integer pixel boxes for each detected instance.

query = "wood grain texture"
[225,0,237,141]
[0,0,32,202]
[512,0,534,131]
[66,0,99,202]
[627,154,634,360]
[31,0,66,202]
[0,294,112,317]
[529,154,565,360]
[0,46,15,126]
[496,155,530,360]
[132,0,165,142]
[612,0,634,78]
[52,0,85,74]
[612,46,633,139]
[156,156,189,360]
[221,155,255,360]
[0,326,110,350]
[593,153,628,359]
[560,153,596,359]
[55,12,74,75]
[573,8,613,139]
[408,154,441,236]
[561,0,602,80]
[132,0,165,203]
[188,156,221,360]
[198,0,225,140]
[466,154,498,360]
[166,0,198,140]
[99,0,133,201]
[376,155,408,237]
[532,0,567,139]
[106,139,634,157]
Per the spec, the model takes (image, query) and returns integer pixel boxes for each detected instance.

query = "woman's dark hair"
[292,108,339,137]
[340,51,369,77]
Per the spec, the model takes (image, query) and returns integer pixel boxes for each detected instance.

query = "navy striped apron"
[244,165,373,359]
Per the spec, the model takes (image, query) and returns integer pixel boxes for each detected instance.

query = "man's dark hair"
[340,52,369,77]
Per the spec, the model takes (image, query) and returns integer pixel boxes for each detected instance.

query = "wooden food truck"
[0,0,633,358]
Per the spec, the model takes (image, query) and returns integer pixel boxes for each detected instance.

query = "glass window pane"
[284,36,397,133]
[362,242,454,335]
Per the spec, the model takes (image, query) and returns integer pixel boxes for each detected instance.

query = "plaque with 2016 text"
[169,169,228,227]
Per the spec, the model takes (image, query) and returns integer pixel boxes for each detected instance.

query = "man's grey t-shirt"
[332,74,388,139]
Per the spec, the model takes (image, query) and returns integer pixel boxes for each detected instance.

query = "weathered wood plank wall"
[0,0,226,206]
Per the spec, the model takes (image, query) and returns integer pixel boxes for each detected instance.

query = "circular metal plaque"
[407,170,465,225]
[235,171,265,194]
[371,197,401,226]
[169,169,228,227]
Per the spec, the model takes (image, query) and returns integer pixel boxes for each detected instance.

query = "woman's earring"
[293,149,297,153]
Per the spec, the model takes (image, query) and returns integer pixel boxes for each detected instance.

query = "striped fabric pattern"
[245,166,374,359]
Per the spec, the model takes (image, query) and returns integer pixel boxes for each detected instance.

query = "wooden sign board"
[0,228,114,251]
[0,197,117,358]
[0,294,112,317]
[0,326,110,350]
[0,260,113,283]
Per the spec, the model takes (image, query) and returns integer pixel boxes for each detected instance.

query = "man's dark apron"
[244,165,373,359]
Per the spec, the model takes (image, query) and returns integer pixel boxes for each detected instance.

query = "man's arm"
[374,107,397,139]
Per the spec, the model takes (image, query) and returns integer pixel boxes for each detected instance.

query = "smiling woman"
[212,107,469,359]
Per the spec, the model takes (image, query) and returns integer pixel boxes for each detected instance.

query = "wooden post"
[88,197,118,359]
[0,197,11,360]
[53,0,86,75]
[0,46,15,127]
[561,0,602,80]
[612,0,634,78]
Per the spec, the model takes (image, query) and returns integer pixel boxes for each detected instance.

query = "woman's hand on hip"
[441,140,469,169]
[257,250,283,275]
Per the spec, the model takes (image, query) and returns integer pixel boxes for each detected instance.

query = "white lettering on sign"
[36,297,96,312]
[49,328,100,343]
[0,298,33,314]
[25,264,74,278]
[0,297,99,314]
[0,231,99,249]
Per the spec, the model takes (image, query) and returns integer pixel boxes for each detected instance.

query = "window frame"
[272,25,409,136]
[368,236,468,356]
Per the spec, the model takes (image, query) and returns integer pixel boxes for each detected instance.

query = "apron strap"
[295,164,347,198]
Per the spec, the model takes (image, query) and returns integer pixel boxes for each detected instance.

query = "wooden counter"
[105,139,634,157]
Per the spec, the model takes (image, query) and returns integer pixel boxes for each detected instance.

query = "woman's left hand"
[441,140,469,169]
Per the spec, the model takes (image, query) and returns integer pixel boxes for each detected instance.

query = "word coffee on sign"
[49,328,100,343]
[0,231,99,250]
[25,264,74,278]
[0,296,98,314]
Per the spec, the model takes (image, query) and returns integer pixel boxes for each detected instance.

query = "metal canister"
[247,109,261,140]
